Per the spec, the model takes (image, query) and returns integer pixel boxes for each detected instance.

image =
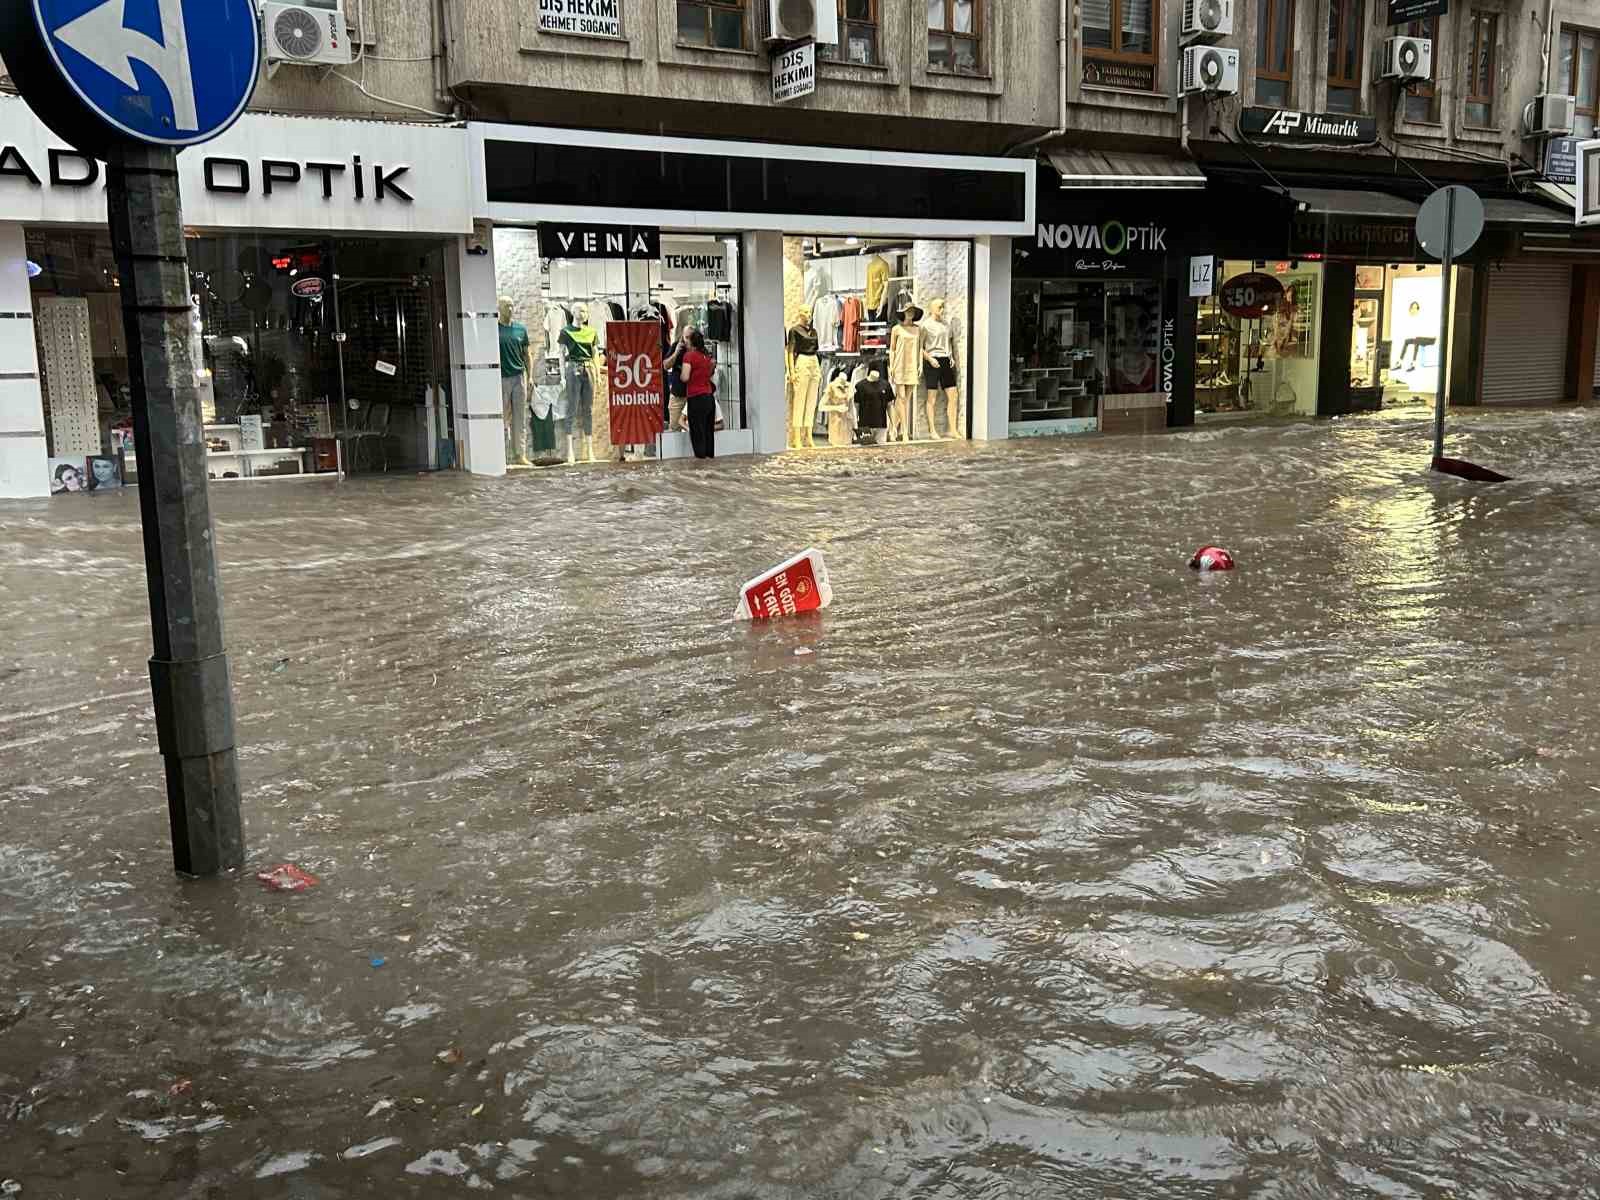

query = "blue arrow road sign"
[32,0,261,146]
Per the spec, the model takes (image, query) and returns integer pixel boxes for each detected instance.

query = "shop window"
[1195,260,1320,417]
[1464,10,1497,127]
[1403,15,1439,122]
[493,230,745,464]
[784,236,971,446]
[1082,0,1159,91]
[677,0,747,50]
[928,0,981,73]
[1559,26,1600,138]
[820,0,879,64]
[1326,0,1364,113]
[1255,0,1293,107]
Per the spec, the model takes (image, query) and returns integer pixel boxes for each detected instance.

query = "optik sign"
[1,0,261,155]
[1035,219,1168,274]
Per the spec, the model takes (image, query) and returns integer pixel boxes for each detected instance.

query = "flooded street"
[4,407,1600,1197]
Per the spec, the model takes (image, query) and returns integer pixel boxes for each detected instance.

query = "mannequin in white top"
[920,297,960,439]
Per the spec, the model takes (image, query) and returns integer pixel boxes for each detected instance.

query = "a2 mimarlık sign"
[2,0,262,156]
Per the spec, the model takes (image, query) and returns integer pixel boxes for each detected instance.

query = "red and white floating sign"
[735,548,833,620]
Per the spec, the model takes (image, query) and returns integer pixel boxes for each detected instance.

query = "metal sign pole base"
[107,144,245,877]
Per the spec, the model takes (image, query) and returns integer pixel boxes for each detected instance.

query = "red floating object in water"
[257,864,319,892]
[1189,546,1235,572]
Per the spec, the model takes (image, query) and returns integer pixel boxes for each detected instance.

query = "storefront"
[461,122,1032,473]
[0,96,472,499]
[1013,163,1207,437]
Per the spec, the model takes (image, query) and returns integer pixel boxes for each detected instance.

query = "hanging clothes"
[813,293,841,353]
[840,296,863,353]
[805,261,832,307]
[705,300,735,342]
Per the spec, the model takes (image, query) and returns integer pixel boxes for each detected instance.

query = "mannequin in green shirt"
[497,297,532,466]
[558,304,600,463]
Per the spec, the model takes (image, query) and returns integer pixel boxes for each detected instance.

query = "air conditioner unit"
[1180,45,1239,96]
[1380,35,1431,82]
[767,0,818,41]
[1523,93,1576,138]
[263,2,353,66]
[1181,0,1233,43]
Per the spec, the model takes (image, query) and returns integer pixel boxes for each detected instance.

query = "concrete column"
[744,231,788,456]
[445,234,506,476]
[971,236,1012,442]
[0,223,49,499]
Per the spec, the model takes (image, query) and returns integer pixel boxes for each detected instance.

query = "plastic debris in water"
[1189,545,1236,572]
[735,549,833,620]
[370,957,386,969]
[256,864,319,892]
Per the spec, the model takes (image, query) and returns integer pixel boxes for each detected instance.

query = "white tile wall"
[0,223,50,498]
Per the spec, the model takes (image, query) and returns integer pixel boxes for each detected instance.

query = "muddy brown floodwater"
[3,407,1600,1198]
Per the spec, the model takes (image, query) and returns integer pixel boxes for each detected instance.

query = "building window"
[1464,10,1497,127]
[1559,27,1598,137]
[1256,0,1294,106]
[821,0,880,64]
[1403,15,1439,122]
[1082,0,1159,91]
[1326,0,1364,113]
[928,0,981,73]
[677,0,747,49]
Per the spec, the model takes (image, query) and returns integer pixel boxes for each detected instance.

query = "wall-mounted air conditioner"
[765,0,837,44]
[263,2,353,66]
[1181,0,1233,44]
[1180,45,1239,96]
[1523,93,1576,138]
[1380,35,1432,82]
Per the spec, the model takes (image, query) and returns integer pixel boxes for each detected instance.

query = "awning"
[1048,150,1205,189]
[1483,195,1572,226]
[1287,188,1418,219]
[1532,180,1577,213]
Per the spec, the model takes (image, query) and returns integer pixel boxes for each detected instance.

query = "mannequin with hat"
[887,301,923,443]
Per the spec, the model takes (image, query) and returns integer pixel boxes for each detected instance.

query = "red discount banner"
[606,321,665,446]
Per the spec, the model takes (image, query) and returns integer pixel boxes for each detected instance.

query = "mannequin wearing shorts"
[558,305,598,463]
[497,298,531,466]
[920,298,960,439]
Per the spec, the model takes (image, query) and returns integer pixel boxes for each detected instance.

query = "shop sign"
[1161,318,1176,403]
[1240,107,1378,145]
[1293,214,1418,257]
[1188,255,1215,297]
[1083,57,1156,92]
[536,0,623,38]
[1387,0,1446,23]
[537,222,660,259]
[0,97,472,233]
[659,238,728,283]
[1219,272,1284,319]
[1034,218,1167,274]
[1547,136,1578,186]
[290,276,326,298]
[773,40,816,103]
[606,321,665,445]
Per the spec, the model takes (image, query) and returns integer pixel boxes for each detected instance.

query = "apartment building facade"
[1,0,1593,496]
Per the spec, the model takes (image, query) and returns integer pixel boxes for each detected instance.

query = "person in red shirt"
[680,330,718,459]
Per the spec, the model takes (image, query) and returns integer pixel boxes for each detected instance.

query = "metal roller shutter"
[1480,262,1571,404]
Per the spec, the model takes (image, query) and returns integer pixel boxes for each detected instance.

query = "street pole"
[1432,187,1455,463]
[106,144,245,876]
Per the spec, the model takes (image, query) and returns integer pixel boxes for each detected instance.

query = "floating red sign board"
[1218,272,1284,319]
[605,320,665,445]
[735,549,833,621]
[290,276,326,299]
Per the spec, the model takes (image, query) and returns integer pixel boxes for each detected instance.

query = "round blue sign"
[31,0,261,147]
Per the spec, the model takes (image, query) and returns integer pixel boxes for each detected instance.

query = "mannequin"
[887,302,923,443]
[820,368,853,447]
[853,361,893,445]
[920,297,960,439]
[558,303,598,463]
[786,305,822,450]
[498,297,532,466]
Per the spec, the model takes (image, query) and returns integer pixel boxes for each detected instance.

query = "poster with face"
[87,456,124,491]
[49,458,87,495]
